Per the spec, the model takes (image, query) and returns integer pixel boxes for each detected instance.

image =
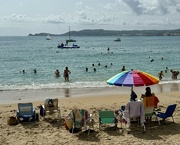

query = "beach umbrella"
[107,69,159,89]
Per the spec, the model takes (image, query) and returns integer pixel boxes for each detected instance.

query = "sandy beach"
[0,84,180,145]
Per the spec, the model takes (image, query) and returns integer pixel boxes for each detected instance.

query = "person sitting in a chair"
[141,87,160,108]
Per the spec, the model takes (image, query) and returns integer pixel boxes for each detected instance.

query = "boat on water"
[57,43,80,49]
[46,34,51,40]
[57,26,80,49]
[114,38,121,42]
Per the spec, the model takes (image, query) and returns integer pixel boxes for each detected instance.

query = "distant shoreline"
[28,28,180,37]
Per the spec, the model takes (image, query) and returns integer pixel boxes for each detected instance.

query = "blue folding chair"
[16,103,36,122]
[156,104,177,124]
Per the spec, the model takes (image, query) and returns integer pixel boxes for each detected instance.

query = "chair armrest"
[33,108,36,112]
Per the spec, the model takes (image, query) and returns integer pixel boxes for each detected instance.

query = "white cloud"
[0,0,180,36]
[41,14,65,24]
[176,4,180,13]
[122,0,144,15]
[3,13,35,22]
[104,3,117,10]
[76,1,83,7]
[121,0,180,15]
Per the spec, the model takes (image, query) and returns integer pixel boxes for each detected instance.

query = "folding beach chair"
[123,101,146,132]
[43,98,61,118]
[65,109,94,135]
[98,110,117,130]
[142,96,160,125]
[16,102,37,122]
[156,104,177,125]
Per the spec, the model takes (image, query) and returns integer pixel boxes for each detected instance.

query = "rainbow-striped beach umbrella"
[107,69,159,88]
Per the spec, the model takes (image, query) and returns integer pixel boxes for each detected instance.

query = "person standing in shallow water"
[64,67,71,82]
[158,70,164,80]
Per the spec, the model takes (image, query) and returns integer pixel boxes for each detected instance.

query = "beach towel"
[123,101,145,127]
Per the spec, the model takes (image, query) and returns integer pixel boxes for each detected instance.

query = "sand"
[0,84,180,145]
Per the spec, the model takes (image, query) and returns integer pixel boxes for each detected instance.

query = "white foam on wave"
[159,79,180,84]
[0,81,109,91]
[0,79,180,91]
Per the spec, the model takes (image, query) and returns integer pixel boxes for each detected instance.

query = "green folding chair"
[99,110,117,130]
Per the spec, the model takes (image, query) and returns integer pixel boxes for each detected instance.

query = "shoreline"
[0,83,180,105]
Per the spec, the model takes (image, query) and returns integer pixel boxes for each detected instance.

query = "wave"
[0,79,180,91]
[159,79,180,84]
[0,81,110,91]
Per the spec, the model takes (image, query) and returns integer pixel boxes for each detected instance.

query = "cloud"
[74,10,95,24]
[97,16,119,25]
[76,1,83,7]
[176,4,180,12]
[121,0,180,15]
[3,13,66,24]
[122,0,144,15]
[42,14,65,24]
[104,3,117,10]
[3,13,34,22]
[74,10,119,25]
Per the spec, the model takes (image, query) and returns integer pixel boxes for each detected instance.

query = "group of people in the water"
[85,62,113,72]
[20,69,37,74]
[157,67,179,80]
[55,67,71,82]
[20,67,71,82]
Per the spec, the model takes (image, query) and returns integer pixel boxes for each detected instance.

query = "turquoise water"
[0,36,180,91]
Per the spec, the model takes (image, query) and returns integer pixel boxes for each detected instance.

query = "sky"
[0,0,180,36]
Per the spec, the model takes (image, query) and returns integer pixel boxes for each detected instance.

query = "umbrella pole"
[131,86,133,91]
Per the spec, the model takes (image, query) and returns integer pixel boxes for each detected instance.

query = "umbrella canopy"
[107,69,159,87]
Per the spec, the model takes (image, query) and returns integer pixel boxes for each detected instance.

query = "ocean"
[0,35,180,91]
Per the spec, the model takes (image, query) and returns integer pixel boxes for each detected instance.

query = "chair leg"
[143,125,146,132]
[172,116,175,123]
[155,116,161,125]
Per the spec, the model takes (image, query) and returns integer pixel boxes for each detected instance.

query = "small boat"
[114,38,121,42]
[57,43,80,49]
[46,34,51,40]
[57,26,80,49]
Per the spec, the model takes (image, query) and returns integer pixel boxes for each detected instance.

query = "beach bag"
[7,116,18,125]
